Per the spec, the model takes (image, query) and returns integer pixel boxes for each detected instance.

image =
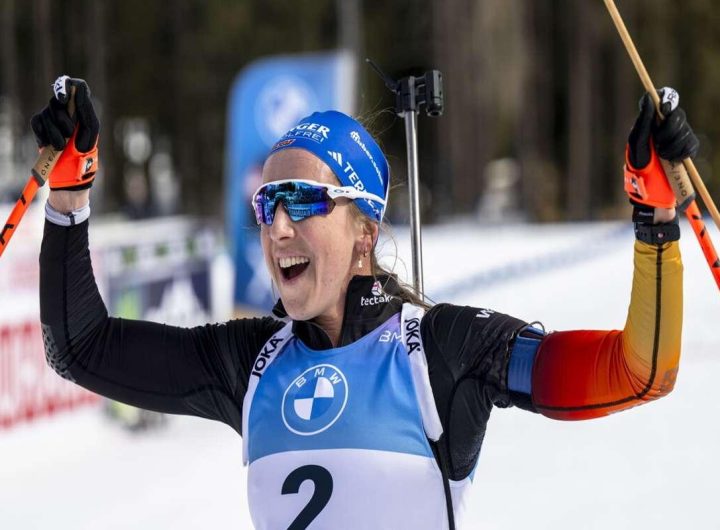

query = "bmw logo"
[282,364,348,436]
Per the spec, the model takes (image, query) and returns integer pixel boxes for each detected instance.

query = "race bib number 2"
[282,465,333,529]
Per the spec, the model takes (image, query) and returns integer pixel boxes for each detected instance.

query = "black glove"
[628,88,699,168]
[626,88,688,243]
[30,77,99,153]
[30,76,100,190]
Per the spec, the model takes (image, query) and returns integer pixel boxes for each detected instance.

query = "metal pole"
[366,61,441,296]
[403,110,424,295]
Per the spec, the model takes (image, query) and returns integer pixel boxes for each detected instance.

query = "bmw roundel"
[282,364,348,436]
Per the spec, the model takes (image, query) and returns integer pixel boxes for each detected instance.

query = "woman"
[38,76,692,529]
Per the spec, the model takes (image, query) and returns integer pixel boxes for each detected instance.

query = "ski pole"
[603,0,720,290]
[403,108,424,294]
[0,85,76,259]
[367,59,443,296]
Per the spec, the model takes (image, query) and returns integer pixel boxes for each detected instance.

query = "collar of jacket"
[271,274,405,350]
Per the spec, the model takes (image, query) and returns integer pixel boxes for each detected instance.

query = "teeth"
[279,256,310,269]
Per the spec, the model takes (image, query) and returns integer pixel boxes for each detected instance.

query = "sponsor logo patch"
[283,122,331,144]
[282,364,348,436]
[404,316,422,356]
[271,138,295,151]
[379,329,401,343]
[349,130,384,186]
[251,335,287,378]
[475,308,495,319]
[371,280,383,296]
[327,151,343,167]
[361,281,393,306]
[53,75,70,101]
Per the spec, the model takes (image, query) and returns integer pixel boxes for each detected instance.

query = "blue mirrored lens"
[284,201,334,222]
[254,182,334,225]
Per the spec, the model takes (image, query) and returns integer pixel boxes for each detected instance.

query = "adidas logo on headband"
[327,151,343,167]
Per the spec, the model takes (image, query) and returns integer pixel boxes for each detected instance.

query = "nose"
[267,202,295,242]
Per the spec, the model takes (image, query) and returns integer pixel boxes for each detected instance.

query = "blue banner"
[225,51,356,310]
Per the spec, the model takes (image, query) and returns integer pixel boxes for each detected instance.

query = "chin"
[281,298,319,321]
[276,284,315,320]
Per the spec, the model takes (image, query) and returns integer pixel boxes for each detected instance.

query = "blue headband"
[269,110,390,222]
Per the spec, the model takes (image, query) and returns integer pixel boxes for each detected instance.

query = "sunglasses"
[251,179,386,225]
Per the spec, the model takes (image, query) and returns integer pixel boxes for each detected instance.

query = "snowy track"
[1,219,718,529]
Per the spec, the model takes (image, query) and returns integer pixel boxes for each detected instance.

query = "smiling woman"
[258,150,379,338]
[39,77,690,529]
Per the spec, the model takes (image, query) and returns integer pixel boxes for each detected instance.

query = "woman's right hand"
[30,76,100,211]
[625,88,698,224]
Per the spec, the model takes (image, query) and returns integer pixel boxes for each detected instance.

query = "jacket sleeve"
[421,304,529,479]
[531,239,683,420]
[39,219,283,433]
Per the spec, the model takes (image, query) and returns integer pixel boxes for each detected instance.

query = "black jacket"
[40,220,531,481]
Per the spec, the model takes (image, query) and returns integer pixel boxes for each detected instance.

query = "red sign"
[0,320,98,429]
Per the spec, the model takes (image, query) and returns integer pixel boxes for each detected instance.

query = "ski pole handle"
[660,160,695,212]
[603,0,720,291]
[603,0,720,228]
[31,86,77,187]
[0,86,76,259]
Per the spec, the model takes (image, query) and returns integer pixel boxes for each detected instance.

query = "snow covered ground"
[1,218,718,529]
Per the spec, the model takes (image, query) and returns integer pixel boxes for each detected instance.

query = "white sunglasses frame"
[251,178,386,213]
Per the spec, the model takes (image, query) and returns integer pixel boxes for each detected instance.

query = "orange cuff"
[624,143,675,209]
[48,129,98,190]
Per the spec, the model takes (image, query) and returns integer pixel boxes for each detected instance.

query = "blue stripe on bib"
[247,314,433,462]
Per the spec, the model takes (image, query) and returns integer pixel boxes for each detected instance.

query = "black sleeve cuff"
[633,217,680,245]
[632,203,680,244]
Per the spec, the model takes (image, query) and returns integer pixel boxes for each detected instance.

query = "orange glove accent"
[48,127,99,191]
[624,142,675,209]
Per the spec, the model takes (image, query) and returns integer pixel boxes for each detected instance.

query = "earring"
[358,248,368,270]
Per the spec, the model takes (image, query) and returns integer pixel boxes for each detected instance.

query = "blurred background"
[2,1,720,529]
[2,0,720,222]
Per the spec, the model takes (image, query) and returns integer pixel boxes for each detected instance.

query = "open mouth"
[278,256,310,281]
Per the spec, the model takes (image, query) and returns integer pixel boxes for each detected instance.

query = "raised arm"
[531,89,694,420]
[36,77,282,433]
[531,238,681,420]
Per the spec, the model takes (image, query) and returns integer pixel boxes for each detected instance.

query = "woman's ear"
[362,219,379,251]
[368,222,379,250]
[355,218,378,255]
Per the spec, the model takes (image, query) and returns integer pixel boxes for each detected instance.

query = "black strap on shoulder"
[430,438,455,530]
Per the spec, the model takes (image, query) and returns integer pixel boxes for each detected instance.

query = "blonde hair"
[345,110,431,308]
[349,203,431,309]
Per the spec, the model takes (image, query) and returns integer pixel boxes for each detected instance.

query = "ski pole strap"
[508,324,544,412]
[634,220,680,245]
[632,205,680,245]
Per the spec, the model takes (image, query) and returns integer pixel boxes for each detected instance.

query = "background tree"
[0,0,717,221]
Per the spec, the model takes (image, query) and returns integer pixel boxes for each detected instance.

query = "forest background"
[1,0,718,223]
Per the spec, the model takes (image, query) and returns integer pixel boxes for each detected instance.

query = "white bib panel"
[249,449,446,529]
